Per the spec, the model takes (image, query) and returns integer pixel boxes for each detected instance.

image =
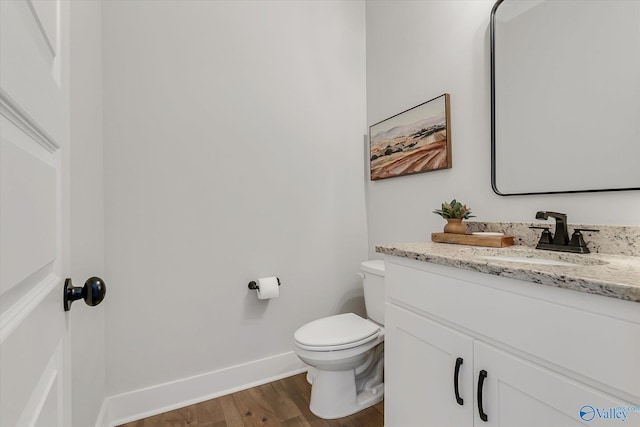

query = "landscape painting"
[369,94,451,180]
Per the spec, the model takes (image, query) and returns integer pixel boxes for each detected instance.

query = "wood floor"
[117,373,384,427]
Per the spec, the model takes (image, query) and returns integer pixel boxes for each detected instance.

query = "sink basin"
[480,255,578,267]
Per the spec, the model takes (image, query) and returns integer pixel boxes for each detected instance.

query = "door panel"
[1,119,57,294]
[27,0,59,57]
[0,0,70,426]
[0,0,67,138]
[385,304,474,427]
[474,341,636,427]
[1,282,65,426]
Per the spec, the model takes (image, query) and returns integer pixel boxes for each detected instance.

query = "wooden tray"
[431,232,514,248]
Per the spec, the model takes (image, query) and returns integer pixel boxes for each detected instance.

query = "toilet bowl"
[293,260,385,419]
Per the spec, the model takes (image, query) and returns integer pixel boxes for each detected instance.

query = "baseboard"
[95,398,109,427]
[104,351,307,427]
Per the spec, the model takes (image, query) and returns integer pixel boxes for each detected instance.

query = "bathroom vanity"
[378,242,640,426]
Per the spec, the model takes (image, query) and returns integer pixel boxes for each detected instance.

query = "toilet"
[293,260,385,419]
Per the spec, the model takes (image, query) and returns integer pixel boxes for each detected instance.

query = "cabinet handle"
[454,357,464,405]
[477,370,488,422]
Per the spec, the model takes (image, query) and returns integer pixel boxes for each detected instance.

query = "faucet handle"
[569,228,599,251]
[529,226,553,244]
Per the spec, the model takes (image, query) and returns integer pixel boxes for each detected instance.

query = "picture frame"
[369,93,451,180]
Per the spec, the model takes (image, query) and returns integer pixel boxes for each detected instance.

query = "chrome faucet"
[532,211,598,254]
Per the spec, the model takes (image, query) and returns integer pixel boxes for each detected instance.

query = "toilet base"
[308,368,384,419]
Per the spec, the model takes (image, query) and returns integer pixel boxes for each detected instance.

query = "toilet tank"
[360,260,385,325]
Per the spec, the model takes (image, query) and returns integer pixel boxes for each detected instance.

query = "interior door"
[1,0,71,426]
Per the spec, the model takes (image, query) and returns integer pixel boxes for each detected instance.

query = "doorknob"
[64,277,106,311]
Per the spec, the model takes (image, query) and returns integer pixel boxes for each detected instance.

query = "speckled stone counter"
[465,222,640,257]
[376,242,640,303]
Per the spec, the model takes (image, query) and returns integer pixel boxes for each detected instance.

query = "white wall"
[69,2,106,426]
[365,0,640,258]
[102,0,367,397]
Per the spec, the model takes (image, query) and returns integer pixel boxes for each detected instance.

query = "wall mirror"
[491,0,640,195]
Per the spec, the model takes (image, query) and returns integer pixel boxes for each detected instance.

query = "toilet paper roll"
[256,277,280,300]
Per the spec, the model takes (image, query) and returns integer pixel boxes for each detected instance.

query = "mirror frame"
[490,0,640,196]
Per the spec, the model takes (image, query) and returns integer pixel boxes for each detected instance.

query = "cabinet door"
[385,304,474,427]
[474,341,638,427]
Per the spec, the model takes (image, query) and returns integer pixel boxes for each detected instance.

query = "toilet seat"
[294,313,380,351]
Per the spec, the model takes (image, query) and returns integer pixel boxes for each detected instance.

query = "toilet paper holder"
[248,277,281,290]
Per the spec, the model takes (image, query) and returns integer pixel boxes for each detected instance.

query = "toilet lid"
[294,313,380,351]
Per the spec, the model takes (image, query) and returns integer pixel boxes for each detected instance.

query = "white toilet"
[293,260,385,419]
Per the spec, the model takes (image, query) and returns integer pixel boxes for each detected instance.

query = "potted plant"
[433,199,475,234]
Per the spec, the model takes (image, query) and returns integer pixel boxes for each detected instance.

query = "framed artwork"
[369,93,451,180]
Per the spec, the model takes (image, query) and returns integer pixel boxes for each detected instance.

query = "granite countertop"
[376,242,640,303]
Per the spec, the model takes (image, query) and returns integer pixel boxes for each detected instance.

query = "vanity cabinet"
[384,256,640,427]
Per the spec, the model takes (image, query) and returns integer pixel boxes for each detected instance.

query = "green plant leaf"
[433,198,474,219]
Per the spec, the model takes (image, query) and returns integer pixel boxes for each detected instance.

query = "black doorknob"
[64,277,106,311]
